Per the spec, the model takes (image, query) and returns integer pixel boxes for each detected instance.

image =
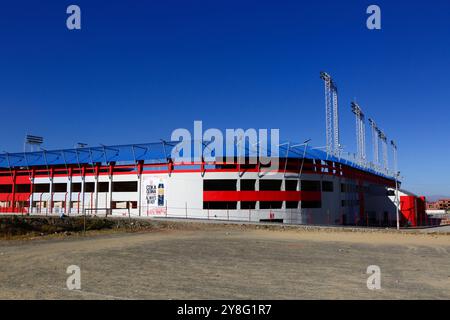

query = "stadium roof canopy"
[0,141,393,179]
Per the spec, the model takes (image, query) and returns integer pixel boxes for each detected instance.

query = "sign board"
[142,176,167,216]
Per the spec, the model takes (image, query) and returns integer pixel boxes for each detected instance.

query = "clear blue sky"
[0,0,449,196]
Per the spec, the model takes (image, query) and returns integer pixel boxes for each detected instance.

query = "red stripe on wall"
[203,191,321,202]
[0,193,30,201]
[0,176,30,184]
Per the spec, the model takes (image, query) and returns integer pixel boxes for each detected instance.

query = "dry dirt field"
[0,220,449,299]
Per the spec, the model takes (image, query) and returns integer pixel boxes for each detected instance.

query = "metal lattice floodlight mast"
[320,72,333,156]
[24,134,43,152]
[332,85,340,156]
[368,118,379,168]
[320,72,340,157]
[391,140,398,174]
[351,102,366,166]
[378,129,388,173]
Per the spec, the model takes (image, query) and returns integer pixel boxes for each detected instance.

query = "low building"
[426,199,450,211]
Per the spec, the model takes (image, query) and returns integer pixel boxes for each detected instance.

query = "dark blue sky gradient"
[0,0,449,195]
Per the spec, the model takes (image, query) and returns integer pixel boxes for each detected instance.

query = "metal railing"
[2,203,446,228]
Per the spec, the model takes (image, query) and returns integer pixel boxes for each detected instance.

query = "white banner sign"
[142,176,167,216]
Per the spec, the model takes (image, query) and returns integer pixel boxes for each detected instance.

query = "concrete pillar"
[108,164,113,214]
[298,177,302,224]
[236,173,241,211]
[11,169,16,213]
[137,161,143,217]
[29,169,35,214]
[137,174,142,217]
[66,177,72,215]
[281,178,286,210]
[94,176,98,213]
[48,177,53,215]
[81,176,85,215]
[255,178,260,210]
[78,165,87,216]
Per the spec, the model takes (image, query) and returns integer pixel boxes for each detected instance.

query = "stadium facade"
[0,140,427,227]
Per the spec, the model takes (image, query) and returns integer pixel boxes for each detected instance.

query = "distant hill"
[425,195,450,202]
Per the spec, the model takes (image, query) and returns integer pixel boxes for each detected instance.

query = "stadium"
[0,73,428,227]
[0,137,427,227]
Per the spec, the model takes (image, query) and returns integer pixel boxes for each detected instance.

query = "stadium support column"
[358,176,364,226]
[255,178,260,210]
[11,169,16,213]
[94,164,99,214]
[236,172,241,211]
[29,168,35,214]
[49,167,54,215]
[66,168,73,215]
[137,161,143,217]
[297,177,301,224]
[81,165,86,215]
[108,163,114,213]
[281,179,286,210]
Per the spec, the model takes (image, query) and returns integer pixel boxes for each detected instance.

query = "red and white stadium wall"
[399,195,428,227]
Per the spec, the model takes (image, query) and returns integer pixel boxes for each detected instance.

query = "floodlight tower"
[351,102,366,166]
[24,134,43,152]
[378,129,388,173]
[320,72,340,156]
[391,140,398,174]
[368,118,379,168]
[76,143,88,148]
[332,83,340,156]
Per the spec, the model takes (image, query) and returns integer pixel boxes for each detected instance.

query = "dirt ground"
[0,220,449,299]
